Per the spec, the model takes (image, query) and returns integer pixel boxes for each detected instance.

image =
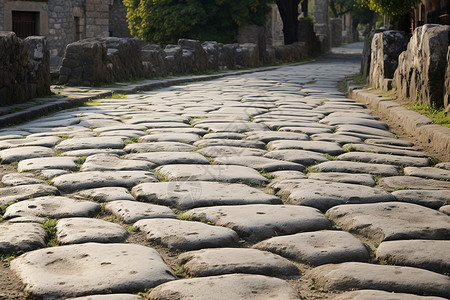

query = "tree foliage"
[124,0,271,45]
[361,0,421,16]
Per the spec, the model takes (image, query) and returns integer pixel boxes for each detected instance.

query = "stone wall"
[393,24,450,107]
[109,0,131,38]
[0,32,50,105]
[443,46,450,112]
[314,0,330,52]
[0,1,4,31]
[265,4,284,47]
[330,18,342,47]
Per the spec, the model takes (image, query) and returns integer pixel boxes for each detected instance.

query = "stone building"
[411,0,449,32]
[0,0,131,66]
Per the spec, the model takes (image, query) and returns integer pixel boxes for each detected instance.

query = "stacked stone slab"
[0,32,50,105]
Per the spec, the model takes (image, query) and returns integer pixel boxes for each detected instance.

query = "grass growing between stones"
[105,93,127,99]
[43,218,58,247]
[1,251,24,267]
[407,102,450,127]
[153,170,169,182]
[303,166,320,174]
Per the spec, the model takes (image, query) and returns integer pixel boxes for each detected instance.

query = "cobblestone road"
[1,43,449,300]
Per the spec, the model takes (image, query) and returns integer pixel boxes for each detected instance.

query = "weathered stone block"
[330,18,342,47]
[361,29,384,78]
[444,46,450,112]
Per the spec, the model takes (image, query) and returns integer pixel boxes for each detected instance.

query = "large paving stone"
[1,173,46,186]
[245,131,309,143]
[320,116,388,129]
[310,133,362,145]
[178,248,299,277]
[0,146,56,163]
[56,218,128,244]
[124,142,196,153]
[376,240,450,274]
[307,172,376,186]
[213,155,305,172]
[105,200,177,223]
[436,162,450,170]
[134,218,239,250]
[183,204,330,241]
[404,167,450,180]
[132,181,281,210]
[55,137,124,151]
[198,146,267,158]
[60,149,127,157]
[10,243,175,298]
[99,130,147,139]
[307,262,450,298]
[267,140,344,155]
[138,133,200,144]
[310,161,399,176]
[81,154,156,171]
[51,171,157,193]
[253,230,369,266]
[149,274,301,300]
[74,187,135,203]
[439,205,450,215]
[155,164,268,184]
[0,222,47,254]
[202,132,246,139]
[194,139,266,149]
[343,143,427,157]
[391,190,450,209]
[67,294,143,300]
[0,136,60,150]
[18,157,78,172]
[338,152,430,167]
[330,290,447,300]
[3,196,100,219]
[194,122,268,133]
[378,176,450,191]
[124,152,209,165]
[264,149,328,166]
[0,184,59,206]
[326,202,450,244]
[336,125,395,138]
[283,179,394,212]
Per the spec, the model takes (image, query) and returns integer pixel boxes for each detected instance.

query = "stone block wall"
[0,1,4,31]
[109,0,131,38]
[0,32,50,105]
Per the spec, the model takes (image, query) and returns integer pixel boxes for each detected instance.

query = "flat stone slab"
[320,116,389,129]
[56,218,128,244]
[10,243,175,298]
[3,196,100,219]
[436,162,450,170]
[0,136,60,150]
[310,133,362,145]
[0,146,56,163]
[198,146,267,158]
[18,157,78,172]
[440,205,450,215]
[326,202,450,244]
[194,139,266,149]
[365,138,415,147]
[178,248,299,277]
[139,133,200,144]
[0,222,46,254]
[1,173,46,186]
[124,142,196,152]
[253,230,369,266]
[182,204,330,241]
[0,184,59,206]
[99,130,147,139]
[132,181,281,210]
[51,171,157,193]
[81,154,156,171]
[378,176,450,191]
[149,274,301,300]
[134,218,239,250]
[307,262,450,298]
[283,179,394,212]
[67,294,143,300]
[194,122,268,133]
[307,172,375,186]
[311,161,399,176]
[267,140,344,156]
[55,137,124,151]
[376,240,450,274]
[105,200,177,223]
[155,164,268,184]
[74,187,135,203]
[338,152,430,167]
[331,290,447,300]
[343,143,427,157]
[245,131,309,143]
[264,149,328,166]
[404,167,450,180]
[336,125,395,138]
[214,155,305,172]
[391,190,450,209]
[202,132,246,139]
[60,149,127,157]
[123,152,209,165]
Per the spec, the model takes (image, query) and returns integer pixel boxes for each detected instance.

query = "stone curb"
[0,62,313,129]
[348,85,450,161]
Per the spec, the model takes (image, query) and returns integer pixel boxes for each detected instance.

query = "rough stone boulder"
[105,37,144,81]
[274,43,308,63]
[164,44,183,74]
[179,39,208,73]
[237,24,266,64]
[444,46,450,112]
[220,44,237,70]
[393,24,450,107]
[236,43,260,68]
[141,44,167,77]
[361,29,384,78]
[25,36,51,98]
[202,41,222,70]
[369,31,407,90]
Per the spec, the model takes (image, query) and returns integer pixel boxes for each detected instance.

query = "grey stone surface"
[202,132,246,139]
[307,172,376,186]
[320,116,388,130]
[67,295,143,300]
[0,222,47,254]
[38,169,70,179]
[155,164,268,184]
[245,131,309,143]
[436,162,450,170]
[18,157,78,172]
[74,187,135,203]
[123,152,209,165]
[0,136,60,150]
[330,290,447,300]
[183,204,330,241]
[194,122,268,133]
[194,138,266,149]
[439,205,450,215]
[1,173,46,186]
[3,196,100,219]
[105,200,177,223]
[0,146,55,163]
[343,143,427,157]
[134,218,239,250]
[51,171,157,193]
[149,274,301,300]
[378,176,450,191]
[198,146,267,157]
[55,137,124,151]
[139,133,200,144]
[253,230,369,266]
[213,155,305,172]
[0,184,59,206]
[326,202,450,244]
[178,248,299,277]
[336,125,395,138]
[81,154,156,171]
[264,149,328,166]
[404,167,450,180]
[267,140,344,155]
[310,133,362,145]
[132,181,280,209]
[307,262,450,297]
[391,190,450,209]
[376,240,450,274]
[338,152,430,167]
[10,243,175,298]
[365,138,414,147]
[56,218,128,244]
[310,161,399,176]
[124,142,196,152]
[60,149,127,157]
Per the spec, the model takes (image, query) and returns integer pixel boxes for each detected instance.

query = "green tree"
[124,0,271,45]
[330,0,375,30]
[361,0,421,16]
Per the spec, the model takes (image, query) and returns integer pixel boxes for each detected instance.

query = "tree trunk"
[276,0,300,44]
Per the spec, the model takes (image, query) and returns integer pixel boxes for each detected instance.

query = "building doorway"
[12,11,39,38]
